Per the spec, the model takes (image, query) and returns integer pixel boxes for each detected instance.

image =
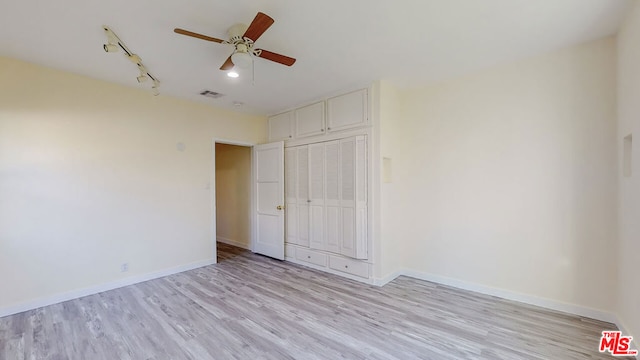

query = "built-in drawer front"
[296,248,327,267]
[328,256,369,278]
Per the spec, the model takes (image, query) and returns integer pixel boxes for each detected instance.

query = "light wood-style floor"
[0,243,630,360]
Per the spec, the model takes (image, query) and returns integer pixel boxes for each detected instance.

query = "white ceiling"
[0,0,634,115]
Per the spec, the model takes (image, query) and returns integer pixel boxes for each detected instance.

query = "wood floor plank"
[0,243,634,360]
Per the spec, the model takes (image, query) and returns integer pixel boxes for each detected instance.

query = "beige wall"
[383,37,618,312]
[617,2,640,341]
[378,81,406,277]
[215,143,251,249]
[0,56,266,311]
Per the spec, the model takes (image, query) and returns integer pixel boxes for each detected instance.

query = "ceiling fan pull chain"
[252,58,256,86]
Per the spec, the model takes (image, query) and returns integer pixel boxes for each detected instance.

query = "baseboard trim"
[217,237,250,250]
[372,269,403,286]
[0,258,215,319]
[377,268,618,324]
[613,316,640,356]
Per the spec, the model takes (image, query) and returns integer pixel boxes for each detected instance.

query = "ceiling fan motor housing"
[228,23,248,43]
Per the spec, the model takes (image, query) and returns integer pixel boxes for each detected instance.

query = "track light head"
[137,74,148,83]
[151,80,160,96]
[103,43,119,52]
[128,54,142,64]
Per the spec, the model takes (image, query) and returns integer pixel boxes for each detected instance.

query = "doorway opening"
[214,142,252,262]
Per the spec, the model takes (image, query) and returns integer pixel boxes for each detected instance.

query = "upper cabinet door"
[327,89,368,132]
[295,101,325,138]
[268,111,294,141]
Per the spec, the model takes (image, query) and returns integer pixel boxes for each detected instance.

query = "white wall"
[386,37,618,313]
[0,56,266,312]
[378,81,407,278]
[215,143,251,249]
[617,2,640,341]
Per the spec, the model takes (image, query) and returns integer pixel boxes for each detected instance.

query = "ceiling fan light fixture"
[231,51,252,69]
[227,71,239,78]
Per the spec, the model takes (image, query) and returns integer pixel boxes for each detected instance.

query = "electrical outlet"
[120,263,129,272]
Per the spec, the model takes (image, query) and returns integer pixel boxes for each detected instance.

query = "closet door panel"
[284,148,298,245]
[296,146,310,247]
[309,206,325,250]
[340,138,356,207]
[324,140,341,254]
[308,143,325,250]
[297,204,310,247]
[297,147,309,200]
[286,204,298,245]
[285,148,297,202]
[325,206,341,254]
[355,207,367,259]
[341,207,356,258]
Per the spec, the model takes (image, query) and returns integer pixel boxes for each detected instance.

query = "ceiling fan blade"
[243,12,274,42]
[174,28,225,43]
[220,56,234,70]
[257,49,296,66]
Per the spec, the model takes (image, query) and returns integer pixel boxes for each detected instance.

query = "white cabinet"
[295,101,325,138]
[268,88,369,142]
[284,135,367,260]
[268,111,294,141]
[327,89,368,132]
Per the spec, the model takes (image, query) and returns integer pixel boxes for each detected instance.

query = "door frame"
[211,138,256,263]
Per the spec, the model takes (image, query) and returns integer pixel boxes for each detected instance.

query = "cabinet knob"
[307,255,311,259]
[328,127,331,130]
[289,135,292,138]
[307,199,311,203]
[345,265,349,268]
[321,129,324,132]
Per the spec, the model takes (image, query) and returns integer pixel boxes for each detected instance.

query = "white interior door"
[253,141,285,260]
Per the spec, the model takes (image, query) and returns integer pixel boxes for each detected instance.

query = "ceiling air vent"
[200,90,224,99]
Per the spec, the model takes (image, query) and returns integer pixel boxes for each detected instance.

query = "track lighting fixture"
[128,54,142,64]
[152,81,160,96]
[103,25,160,96]
[137,65,148,83]
[103,43,118,52]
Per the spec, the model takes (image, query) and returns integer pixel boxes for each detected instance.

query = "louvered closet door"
[296,146,310,247]
[285,148,298,245]
[341,136,367,259]
[308,143,325,250]
[354,136,368,259]
[339,138,357,258]
[324,140,341,254]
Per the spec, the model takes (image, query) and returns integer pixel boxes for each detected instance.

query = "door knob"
[277,205,284,210]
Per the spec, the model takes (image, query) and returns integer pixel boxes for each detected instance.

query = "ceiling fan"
[174,12,296,72]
